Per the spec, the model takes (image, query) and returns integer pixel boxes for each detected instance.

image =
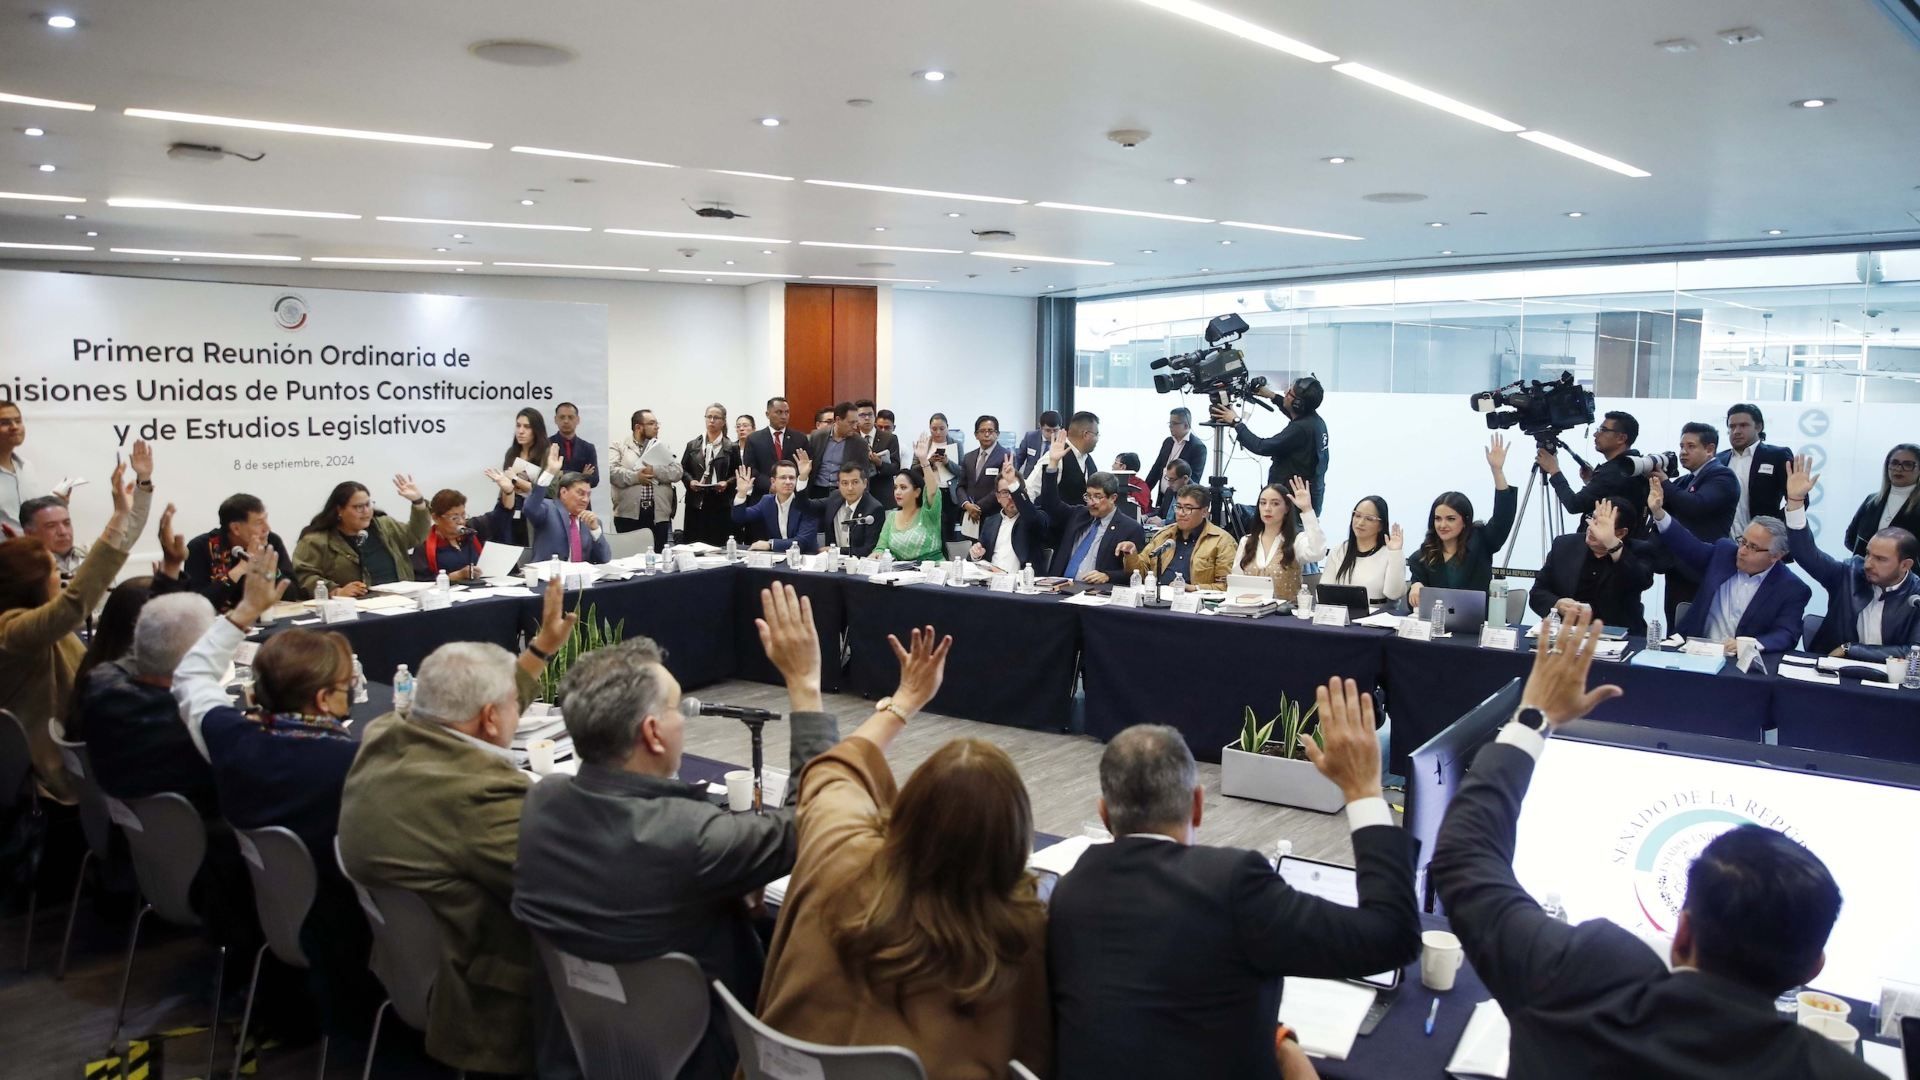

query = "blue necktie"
[1066,517,1102,578]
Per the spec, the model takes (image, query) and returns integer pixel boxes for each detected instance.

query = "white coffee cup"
[522,565,540,587]
[724,769,755,813]
[527,739,557,776]
[1421,929,1465,991]
[1887,658,1907,686]
[1800,1012,1858,1051]
[1796,989,1849,1026]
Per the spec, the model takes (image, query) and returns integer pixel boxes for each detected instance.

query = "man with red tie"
[551,402,600,489]
[501,442,612,564]
[741,395,803,502]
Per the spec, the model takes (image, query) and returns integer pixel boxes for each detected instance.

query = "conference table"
[260,563,1920,771]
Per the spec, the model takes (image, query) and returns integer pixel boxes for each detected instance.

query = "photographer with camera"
[1210,376,1329,514]
[1647,422,1740,624]
[1536,410,1650,527]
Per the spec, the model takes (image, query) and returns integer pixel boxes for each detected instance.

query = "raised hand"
[793,447,812,478]
[754,583,822,700]
[914,433,933,464]
[531,575,577,658]
[485,467,515,497]
[1786,454,1819,505]
[1046,429,1071,466]
[1645,473,1666,519]
[156,503,188,574]
[1287,476,1313,511]
[1486,433,1509,473]
[128,438,154,482]
[1587,499,1618,549]
[545,441,565,474]
[231,544,291,626]
[735,466,754,498]
[1522,605,1624,726]
[1386,523,1404,550]
[1301,676,1383,803]
[392,473,422,503]
[887,624,953,716]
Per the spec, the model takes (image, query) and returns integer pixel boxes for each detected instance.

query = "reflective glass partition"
[1074,248,1920,612]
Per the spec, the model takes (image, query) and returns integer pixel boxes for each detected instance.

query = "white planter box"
[1220,744,1346,813]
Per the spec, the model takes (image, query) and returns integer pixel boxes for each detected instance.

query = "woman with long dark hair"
[491,407,553,547]
[1843,443,1920,556]
[682,402,740,546]
[873,436,948,562]
[1407,434,1513,612]
[1231,477,1326,599]
[1323,494,1408,605]
[291,475,431,597]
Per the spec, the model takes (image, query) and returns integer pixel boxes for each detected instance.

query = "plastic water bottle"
[1297,583,1313,613]
[1020,563,1035,592]
[1905,644,1920,690]
[785,544,801,568]
[827,543,840,570]
[1487,578,1507,625]
[1546,607,1563,645]
[350,655,368,704]
[1171,572,1185,593]
[725,536,738,562]
[1541,891,1569,923]
[1143,567,1157,599]
[1430,597,1449,637]
[1645,616,1664,652]
[1129,569,1142,589]
[1274,838,1293,862]
[435,569,450,593]
[392,664,414,711]
[313,579,329,603]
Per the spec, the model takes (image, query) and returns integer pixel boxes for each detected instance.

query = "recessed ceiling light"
[704,278,713,282]
[1517,131,1651,178]
[37,164,56,172]
[0,91,94,112]
[872,226,887,232]
[970,251,1114,266]
[1220,220,1365,241]
[799,241,964,254]
[509,145,675,169]
[760,249,774,254]
[492,262,653,273]
[607,228,792,244]
[1331,62,1524,132]
[84,230,96,236]
[1322,156,1350,165]
[46,15,77,29]
[1044,285,1055,290]
[377,214,587,232]
[1766,228,1785,236]
[109,197,361,219]
[124,107,491,148]
[808,275,940,283]
[434,247,449,252]
[1035,201,1213,223]
[61,213,76,219]
[22,127,44,137]
[1655,37,1699,53]
[711,169,794,182]
[0,240,92,251]
[110,247,302,261]
[1565,211,1585,218]
[1198,267,1211,272]
[1790,98,1830,109]
[945,211,963,218]
[759,117,782,127]
[655,269,801,279]
[725,259,735,265]
[1439,249,1454,255]
[309,257,484,266]
[1428,221,1446,228]
[916,70,949,82]
[1218,239,1233,245]
[0,190,84,203]
[519,198,536,206]
[1139,248,1157,254]
[455,268,466,272]
[467,40,576,67]
[803,179,1027,204]
[1169,177,1193,186]
[1132,0,1339,63]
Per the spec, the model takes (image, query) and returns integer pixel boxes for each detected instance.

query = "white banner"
[0,269,607,550]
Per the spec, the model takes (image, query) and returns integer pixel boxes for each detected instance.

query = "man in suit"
[1036,434,1142,584]
[797,401,872,501]
[522,444,612,563]
[1049,683,1419,1080]
[552,401,599,488]
[515,585,840,1079]
[854,399,900,491]
[731,459,819,554]
[969,466,1051,572]
[1649,479,1809,654]
[1146,406,1209,506]
[1783,456,1920,661]
[956,414,1013,525]
[1213,377,1329,512]
[1527,499,1655,634]
[1651,422,1741,623]
[182,492,305,612]
[1430,608,1877,1080]
[740,395,801,501]
[337,600,573,1077]
[808,461,886,557]
[1536,410,1652,529]
[1717,402,1793,537]
[1012,409,1062,479]
[1149,459,1194,527]
[1024,409,1100,507]
[608,408,683,551]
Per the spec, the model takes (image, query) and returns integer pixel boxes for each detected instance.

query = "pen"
[1424,997,1439,1036]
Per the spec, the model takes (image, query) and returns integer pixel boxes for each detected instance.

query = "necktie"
[975,450,987,481]
[1066,516,1102,578]
[569,515,582,561]
[774,430,783,458]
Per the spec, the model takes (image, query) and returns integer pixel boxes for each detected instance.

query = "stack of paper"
[1027,835,1105,878]
[763,874,792,907]
[1445,999,1510,1078]
[369,580,435,597]
[1278,978,1377,1060]
[1061,593,1111,607]
[1355,611,1404,629]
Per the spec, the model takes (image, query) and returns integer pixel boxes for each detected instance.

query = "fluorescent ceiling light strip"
[1330,63,1524,132]
[493,262,652,272]
[1219,220,1365,241]
[605,228,791,244]
[1133,0,1338,63]
[969,251,1114,266]
[799,240,963,254]
[803,179,1027,205]
[309,257,483,265]
[0,241,93,251]
[1514,131,1651,178]
[0,191,86,203]
[0,90,95,112]
[377,215,590,232]
[655,269,800,279]
[111,247,301,261]
[711,169,795,181]
[123,107,491,149]
[1034,201,1214,224]
[109,197,359,219]
[809,276,939,283]
[509,146,676,169]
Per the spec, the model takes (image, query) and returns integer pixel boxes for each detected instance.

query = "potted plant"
[536,599,625,706]
[1220,693,1345,813]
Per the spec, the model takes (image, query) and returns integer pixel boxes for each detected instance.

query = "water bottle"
[435,569,450,593]
[1143,567,1157,600]
[1645,616,1664,652]
[1274,838,1293,862]
[350,655,368,704]
[1905,644,1920,690]
[1547,607,1563,645]
[1171,573,1185,594]
[1129,569,1142,589]
[1430,597,1448,637]
[392,664,414,711]
[827,543,840,571]
[1541,891,1569,923]
[725,536,738,562]
[1487,578,1507,625]
[785,544,801,568]
[314,579,329,603]
[1020,563,1035,591]
[1297,583,1313,613]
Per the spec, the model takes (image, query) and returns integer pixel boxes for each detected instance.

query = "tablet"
[1277,854,1402,990]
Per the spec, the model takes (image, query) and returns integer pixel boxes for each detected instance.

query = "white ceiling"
[2,0,1919,298]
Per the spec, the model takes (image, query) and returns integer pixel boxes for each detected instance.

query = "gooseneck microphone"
[680,697,781,722]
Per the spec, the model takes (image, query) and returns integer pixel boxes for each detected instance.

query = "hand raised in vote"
[531,576,576,659]
[1644,474,1665,519]
[1302,676,1383,803]
[1522,605,1623,727]
[755,583,822,701]
[485,468,515,498]
[1386,523,1404,551]
[1287,476,1313,512]
[735,466,754,498]
[914,433,933,465]
[231,544,290,628]
[886,624,953,718]
[793,447,811,476]
[1485,433,1509,474]
[545,442,565,474]
[392,473,422,504]
[156,503,188,575]
[1786,454,1819,504]
[107,457,132,518]
[128,438,154,482]
[1046,429,1071,467]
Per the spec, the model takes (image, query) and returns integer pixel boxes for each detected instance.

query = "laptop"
[1275,855,1401,992]
[1224,574,1275,604]
[1314,582,1371,620]
[1417,587,1487,634]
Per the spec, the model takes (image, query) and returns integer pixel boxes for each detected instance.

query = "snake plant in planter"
[1220,692,1343,812]
[537,600,625,705]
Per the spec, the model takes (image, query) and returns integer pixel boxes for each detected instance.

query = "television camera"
[1468,371,1595,446]
[1152,312,1272,421]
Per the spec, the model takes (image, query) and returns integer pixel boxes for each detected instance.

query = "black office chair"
[1802,614,1824,651]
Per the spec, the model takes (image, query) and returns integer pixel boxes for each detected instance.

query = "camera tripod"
[1496,434,1588,579]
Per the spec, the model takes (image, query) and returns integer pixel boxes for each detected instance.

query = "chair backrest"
[608,529,654,559]
[121,793,208,927]
[1802,613,1824,650]
[50,733,113,862]
[1009,1062,1041,1080]
[712,979,926,1080]
[0,710,32,809]
[1505,587,1530,626]
[1675,600,1691,628]
[237,826,317,970]
[335,838,442,1032]
[532,936,708,1080]
[943,541,973,561]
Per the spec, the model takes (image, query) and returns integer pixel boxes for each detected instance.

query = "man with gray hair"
[1650,477,1811,654]
[78,589,221,813]
[513,582,841,1080]
[337,576,576,1077]
[1048,680,1421,1080]
[1037,424,1144,585]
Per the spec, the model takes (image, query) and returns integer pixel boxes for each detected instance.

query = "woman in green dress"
[874,436,947,562]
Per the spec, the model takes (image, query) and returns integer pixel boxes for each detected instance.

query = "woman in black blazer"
[681,403,741,546]
[1843,443,1920,556]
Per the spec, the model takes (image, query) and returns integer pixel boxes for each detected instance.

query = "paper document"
[1028,835,1104,878]
[1061,593,1111,607]
[1278,977,1376,1060]
[640,440,678,471]
[1629,650,1724,674]
[353,595,418,613]
[1779,665,1840,686]
[763,874,792,907]
[369,580,435,597]
[958,514,981,540]
[511,457,543,481]
[1355,611,1404,629]
[1445,999,1510,1078]
[1816,657,1890,680]
[475,542,524,580]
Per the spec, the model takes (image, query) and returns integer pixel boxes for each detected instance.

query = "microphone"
[1144,536,1176,559]
[1149,356,1173,370]
[680,696,781,722]
[850,514,876,527]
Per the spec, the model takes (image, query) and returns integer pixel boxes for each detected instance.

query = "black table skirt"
[259,594,529,686]
[842,580,1081,730]
[1772,674,1920,764]
[549,569,738,691]
[731,567,847,693]
[1080,607,1387,763]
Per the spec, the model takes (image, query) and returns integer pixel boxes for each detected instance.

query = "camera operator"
[1536,410,1649,528]
[1210,376,1328,513]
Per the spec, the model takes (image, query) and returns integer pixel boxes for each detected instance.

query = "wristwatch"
[1513,705,1551,733]
[874,696,911,724]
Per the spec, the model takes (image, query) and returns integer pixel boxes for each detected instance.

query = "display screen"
[1277,856,1399,989]
[1512,739,1920,1001]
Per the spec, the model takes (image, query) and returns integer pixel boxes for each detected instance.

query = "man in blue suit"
[730,459,819,554]
[1036,433,1143,585]
[1648,477,1808,654]
[1782,456,1920,661]
[1012,410,1061,479]
[523,454,612,564]
[969,467,1051,572]
[1652,421,1741,623]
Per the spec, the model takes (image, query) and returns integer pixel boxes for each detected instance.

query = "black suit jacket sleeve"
[1232,828,1421,980]
[1549,457,1647,518]
[1663,468,1739,538]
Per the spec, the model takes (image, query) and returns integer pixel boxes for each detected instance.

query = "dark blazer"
[182,528,303,612]
[1013,428,1050,477]
[809,490,886,557]
[977,490,1051,570]
[1788,518,1920,661]
[1843,490,1920,557]
[730,493,820,554]
[1038,465,1142,579]
[1406,486,1518,593]
[1049,829,1420,1080]
[1146,435,1208,500]
[1657,518,1810,651]
[1053,449,1092,508]
[1235,411,1328,511]
[552,434,599,488]
[956,444,1014,509]
[1548,454,1651,527]
[523,482,612,564]
[741,427,804,501]
[78,659,220,817]
[1715,442,1794,525]
[1662,459,1740,543]
[409,531,484,579]
[1528,532,1656,635]
[1431,739,1878,1080]
[802,429,873,491]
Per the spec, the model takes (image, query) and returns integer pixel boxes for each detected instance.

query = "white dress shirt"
[772,495,793,539]
[1881,486,1916,531]
[0,451,47,535]
[988,510,1023,572]
[1321,538,1410,602]
[1024,449,1095,500]
[1705,561,1772,642]
[1726,444,1757,535]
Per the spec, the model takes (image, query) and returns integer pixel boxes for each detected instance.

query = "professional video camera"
[1152,313,1271,421]
[1468,371,1596,445]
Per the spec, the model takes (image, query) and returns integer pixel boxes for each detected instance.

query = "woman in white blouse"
[1232,478,1326,599]
[1321,495,1409,605]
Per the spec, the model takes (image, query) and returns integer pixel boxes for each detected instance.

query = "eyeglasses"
[1351,512,1381,523]
[1890,460,1919,472]
[1175,503,1203,514]
[440,511,468,522]
[1735,537,1775,555]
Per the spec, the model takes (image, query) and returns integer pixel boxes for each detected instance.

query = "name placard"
[1478,626,1518,651]
[1681,639,1725,659]
[1109,585,1139,607]
[1171,591,1204,614]
[1397,617,1433,641]
[417,590,450,612]
[988,573,1017,593]
[1312,604,1351,627]
[320,599,359,624]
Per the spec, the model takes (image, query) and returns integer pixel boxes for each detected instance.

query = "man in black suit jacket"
[1049,681,1420,1080]
[1036,444,1142,584]
[1012,410,1061,479]
[956,414,1013,524]
[1149,459,1195,526]
[740,396,802,501]
[1527,499,1655,634]
[805,461,886,557]
[1717,403,1794,536]
[1145,406,1209,506]
[1652,422,1742,623]
[1430,609,1875,1080]
[1023,410,1100,509]
[798,403,872,500]
[969,471,1051,571]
